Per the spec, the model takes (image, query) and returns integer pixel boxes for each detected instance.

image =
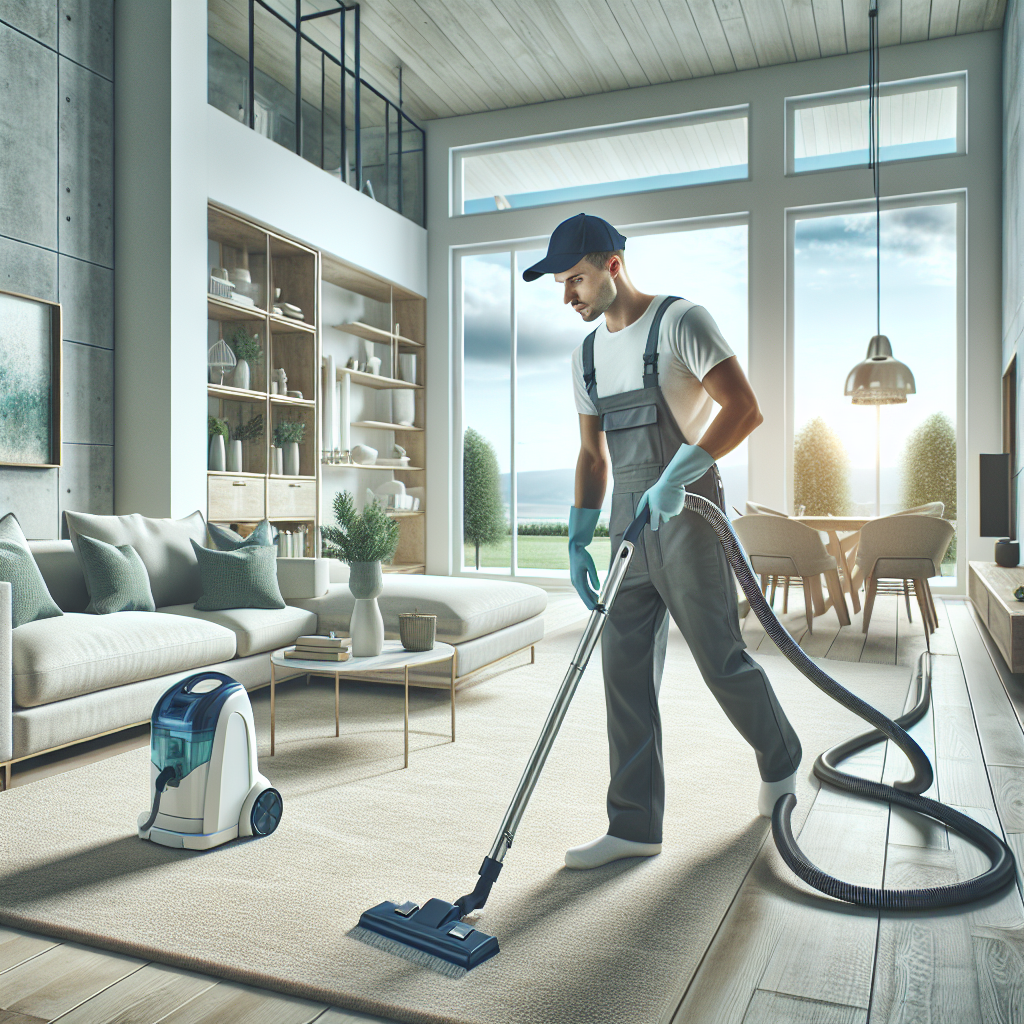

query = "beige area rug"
[0,629,911,1024]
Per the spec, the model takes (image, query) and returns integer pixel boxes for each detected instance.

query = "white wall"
[425,32,1003,592]
[114,1,427,520]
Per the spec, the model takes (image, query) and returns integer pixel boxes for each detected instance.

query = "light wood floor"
[4,592,1024,1023]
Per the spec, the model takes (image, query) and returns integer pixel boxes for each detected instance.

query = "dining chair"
[873,502,946,621]
[741,501,798,611]
[854,515,955,645]
[733,515,850,634]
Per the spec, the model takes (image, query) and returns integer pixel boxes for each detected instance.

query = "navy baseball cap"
[522,213,627,282]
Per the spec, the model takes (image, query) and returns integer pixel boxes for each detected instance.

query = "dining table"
[791,516,876,614]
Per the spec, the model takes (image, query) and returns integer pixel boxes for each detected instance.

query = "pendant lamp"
[843,0,915,514]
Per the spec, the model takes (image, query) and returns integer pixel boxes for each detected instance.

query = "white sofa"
[1,543,546,790]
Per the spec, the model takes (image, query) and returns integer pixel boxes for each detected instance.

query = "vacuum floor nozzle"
[358,898,499,971]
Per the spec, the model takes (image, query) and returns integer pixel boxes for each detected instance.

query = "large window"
[456,108,749,215]
[791,198,960,576]
[461,221,749,577]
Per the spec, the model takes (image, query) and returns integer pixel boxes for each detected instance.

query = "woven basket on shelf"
[399,613,436,652]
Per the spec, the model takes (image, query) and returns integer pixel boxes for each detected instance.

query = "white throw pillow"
[64,509,208,610]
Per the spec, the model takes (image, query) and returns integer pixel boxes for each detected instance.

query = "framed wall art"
[0,288,62,468]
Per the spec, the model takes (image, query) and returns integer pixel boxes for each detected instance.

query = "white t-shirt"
[571,296,734,444]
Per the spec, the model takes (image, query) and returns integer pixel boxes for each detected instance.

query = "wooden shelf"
[269,313,316,334]
[270,394,315,407]
[332,321,422,348]
[338,367,421,390]
[208,295,267,320]
[269,474,316,481]
[208,384,267,401]
[386,511,425,518]
[321,462,424,471]
[383,563,426,574]
[207,470,265,478]
[351,420,423,432]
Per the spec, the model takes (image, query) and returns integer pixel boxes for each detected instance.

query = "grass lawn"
[464,535,612,571]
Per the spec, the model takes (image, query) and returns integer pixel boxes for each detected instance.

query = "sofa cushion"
[289,576,548,644]
[208,519,274,550]
[27,540,89,612]
[12,611,237,708]
[0,514,62,628]
[192,542,286,611]
[158,603,317,658]
[75,534,156,614]
[64,509,208,609]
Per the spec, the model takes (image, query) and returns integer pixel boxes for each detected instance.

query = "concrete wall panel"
[58,254,112,347]
[58,57,113,267]
[0,0,57,48]
[63,340,113,445]
[58,0,113,80]
[0,467,59,539]
[0,236,57,300]
[59,442,113,521]
[0,23,58,250]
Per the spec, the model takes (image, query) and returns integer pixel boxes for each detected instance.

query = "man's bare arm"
[694,356,764,461]
[576,414,610,508]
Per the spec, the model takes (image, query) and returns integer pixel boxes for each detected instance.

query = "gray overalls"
[583,296,802,844]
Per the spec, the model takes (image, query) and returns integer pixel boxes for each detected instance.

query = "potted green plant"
[229,325,263,391]
[208,416,228,471]
[274,420,306,476]
[320,491,400,656]
[227,413,264,473]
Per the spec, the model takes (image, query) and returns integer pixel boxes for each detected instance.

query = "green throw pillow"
[191,541,285,611]
[75,534,156,614]
[0,513,63,628]
[208,519,273,551]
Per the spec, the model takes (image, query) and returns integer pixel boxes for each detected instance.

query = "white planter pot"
[272,446,284,475]
[227,439,243,473]
[349,562,384,657]
[392,389,415,426]
[209,434,226,471]
[233,359,250,391]
[283,441,300,476]
[398,353,417,383]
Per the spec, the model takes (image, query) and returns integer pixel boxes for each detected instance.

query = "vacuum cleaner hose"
[140,766,178,833]
[686,492,1016,909]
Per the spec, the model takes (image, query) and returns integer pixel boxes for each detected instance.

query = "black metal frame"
[241,0,425,225]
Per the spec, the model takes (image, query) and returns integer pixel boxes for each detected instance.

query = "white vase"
[348,562,384,657]
[284,440,300,476]
[233,359,250,391]
[209,434,226,471]
[227,439,243,473]
[392,389,415,426]
[272,446,284,475]
[398,353,417,383]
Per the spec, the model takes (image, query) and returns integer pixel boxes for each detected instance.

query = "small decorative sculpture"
[208,339,236,385]
[274,367,287,393]
[1015,585,1024,602]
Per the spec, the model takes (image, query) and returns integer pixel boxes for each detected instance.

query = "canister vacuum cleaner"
[138,671,282,850]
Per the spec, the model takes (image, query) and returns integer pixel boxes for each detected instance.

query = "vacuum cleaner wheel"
[251,788,283,836]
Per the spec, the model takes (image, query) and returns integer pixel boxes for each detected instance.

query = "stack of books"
[284,634,352,661]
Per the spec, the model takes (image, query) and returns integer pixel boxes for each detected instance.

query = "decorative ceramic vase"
[367,355,382,376]
[398,353,417,384]
[209,434,226,471]
[284,441,300,476]
[233,359,250,391]
[227,439,243,473]
[348,561,384,657]
[351,443,378,465]
[392,389,415,426]
[272,446,284,475]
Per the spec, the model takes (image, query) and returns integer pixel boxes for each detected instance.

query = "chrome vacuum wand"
[454,509,648,915]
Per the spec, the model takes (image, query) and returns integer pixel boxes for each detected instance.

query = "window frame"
[784,71,967,177]
[450,105,751,218]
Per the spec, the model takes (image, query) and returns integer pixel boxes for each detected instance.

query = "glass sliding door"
[792,199,959,575]
[461,220,749,577]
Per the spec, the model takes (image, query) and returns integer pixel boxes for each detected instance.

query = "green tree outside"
[794,417,851,516]
[901,411,957,565]
[463,427,506,569]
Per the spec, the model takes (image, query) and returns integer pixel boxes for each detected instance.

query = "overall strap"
[643,295,683,389]
[582,329,599,404]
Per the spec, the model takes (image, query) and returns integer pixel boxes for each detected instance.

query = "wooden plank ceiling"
[213,1,1006,124]
[334,0,1006,122]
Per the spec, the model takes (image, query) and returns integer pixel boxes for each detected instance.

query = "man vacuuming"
[524,213,803,869]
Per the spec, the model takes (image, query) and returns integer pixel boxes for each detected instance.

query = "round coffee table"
[269,640,456,767]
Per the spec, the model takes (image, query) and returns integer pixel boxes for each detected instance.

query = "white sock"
[759,772,797,817]
[564,834,662,869]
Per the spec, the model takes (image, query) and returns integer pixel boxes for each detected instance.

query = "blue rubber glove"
[568,506,602,609]
[638,443,715,531]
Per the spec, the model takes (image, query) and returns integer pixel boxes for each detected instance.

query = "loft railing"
[208,0,425,227]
